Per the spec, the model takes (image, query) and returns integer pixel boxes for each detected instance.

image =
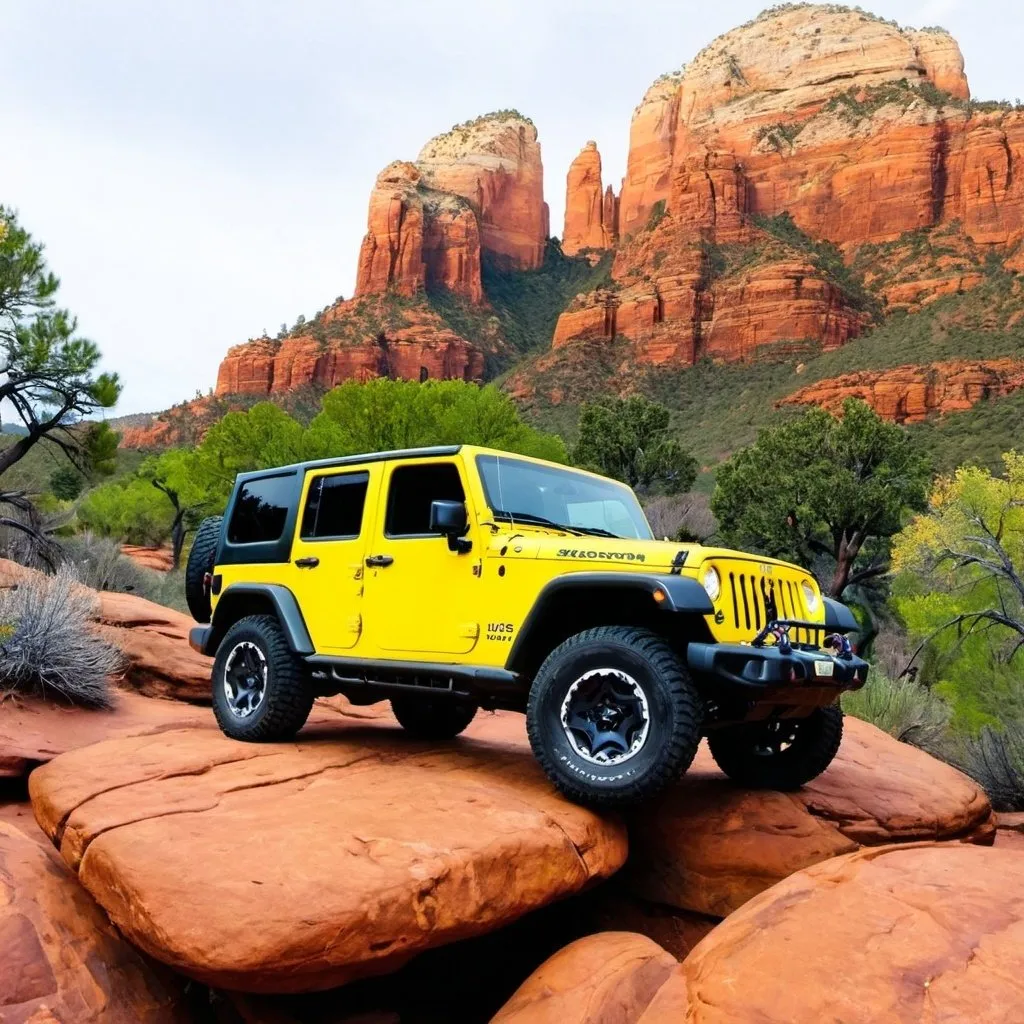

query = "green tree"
[0,207,121,558]
[140,449,219,569]
[194,402,308,507]
[304,379,566,462]
[712,400,930,598]
[78,476,172,548]
[49,465,84,501]
[572,395,697,495]
[891,453,1024,726]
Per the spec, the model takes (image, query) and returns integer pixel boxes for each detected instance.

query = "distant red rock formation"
[780,360,1024,422]
[562,142,618,255]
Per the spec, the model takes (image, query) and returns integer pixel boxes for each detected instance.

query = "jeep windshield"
[476,454,654,541]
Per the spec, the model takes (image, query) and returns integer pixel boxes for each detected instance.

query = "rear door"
[362,458,481,656]
[286,465,380,653]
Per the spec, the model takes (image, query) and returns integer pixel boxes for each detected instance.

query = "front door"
[363,459,480,656]
[287,466,380,652]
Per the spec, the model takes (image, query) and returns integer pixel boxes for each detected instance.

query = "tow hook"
[825,633,853,660]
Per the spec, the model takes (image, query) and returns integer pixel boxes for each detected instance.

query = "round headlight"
[801,579,820,613]
[702,566,721,603]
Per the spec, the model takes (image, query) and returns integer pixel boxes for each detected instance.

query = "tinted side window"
[228,476,292,545]
[385,463,465,537]
[300,472,369,540]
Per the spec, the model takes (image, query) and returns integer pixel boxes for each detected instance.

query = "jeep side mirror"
[429,500,471,553]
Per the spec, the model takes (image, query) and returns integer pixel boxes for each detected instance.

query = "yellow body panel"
[212,446,826,665]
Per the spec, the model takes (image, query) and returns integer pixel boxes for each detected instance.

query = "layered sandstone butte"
[780,359,1024,422]
[562,142,618,255]
[217,112,543,399]
[539,6,1024,393]
[416,112,546,269]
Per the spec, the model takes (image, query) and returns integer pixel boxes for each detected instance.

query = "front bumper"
[687,640,868,701]
[189,626,212,655]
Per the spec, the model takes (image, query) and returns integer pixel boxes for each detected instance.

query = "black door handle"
[365,554,394,568]
[294,556,320,568]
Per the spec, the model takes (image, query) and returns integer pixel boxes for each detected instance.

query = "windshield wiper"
[493,511,621,539]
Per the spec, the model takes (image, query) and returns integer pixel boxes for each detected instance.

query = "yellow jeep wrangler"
[186,445,867,806]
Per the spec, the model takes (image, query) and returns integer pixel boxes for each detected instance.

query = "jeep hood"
[493,532,810,576]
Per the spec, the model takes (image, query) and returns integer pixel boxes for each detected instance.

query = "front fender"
[505,572,713,675]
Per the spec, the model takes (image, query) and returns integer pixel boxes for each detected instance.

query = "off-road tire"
[185,515,223,623]
[708,704,843,790]
[526,626,703,807]
[212,614,314,742]
[390,696,478,740]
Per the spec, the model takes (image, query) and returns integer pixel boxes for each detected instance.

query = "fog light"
[801,579,820,613]
[702,566,721,602]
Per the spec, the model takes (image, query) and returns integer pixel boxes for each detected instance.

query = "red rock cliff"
[416,113,546,269]
[780,360,1024,422]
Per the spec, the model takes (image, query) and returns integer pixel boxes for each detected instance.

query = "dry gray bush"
[61,532,149,594]
[0,564,121,708]
[949,720,1024,812]
[840,670,951,750]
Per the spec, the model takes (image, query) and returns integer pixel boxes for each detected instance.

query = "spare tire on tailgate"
[185,515,223,623]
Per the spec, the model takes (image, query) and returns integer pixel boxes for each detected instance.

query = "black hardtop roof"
[233,445,463,485]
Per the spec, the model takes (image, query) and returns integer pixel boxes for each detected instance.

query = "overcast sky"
[4,0,1021,415]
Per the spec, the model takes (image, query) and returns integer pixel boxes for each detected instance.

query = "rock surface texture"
[780,359,1024,421]
[28,720,627,993]
[490,932,677,1024]
[0,821,189,1023]
[639,844,1024,1023]
[626,717,994,917]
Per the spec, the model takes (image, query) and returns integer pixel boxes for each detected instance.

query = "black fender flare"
[203,584,314,656]
[505,572,713,675]
[823,596,860,633]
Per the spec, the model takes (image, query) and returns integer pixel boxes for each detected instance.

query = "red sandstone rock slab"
[626,717,993,917]
[491,932,677,1024]
[97,590,213,702]
[0,821,190,1022]
[0,692,212,779]
[29,721,627,993]
[639,844,1024,1023]
[120,545,175,572]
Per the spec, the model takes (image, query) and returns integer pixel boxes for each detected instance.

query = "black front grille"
[726,571,823,646]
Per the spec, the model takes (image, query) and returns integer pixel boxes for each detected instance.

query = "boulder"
[0,821,189,1022]
[28,716,626,993]
[96,590,213,702]
[0,691,211,779]
[627,717,994,917]
[639,844,1024,1023]
[490,932,677,1024]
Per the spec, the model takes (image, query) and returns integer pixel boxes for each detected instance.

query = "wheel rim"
[223,641,268,718]
[750,719,801,757]
[560,668,651,766]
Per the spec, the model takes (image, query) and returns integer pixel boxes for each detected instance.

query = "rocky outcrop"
[416,113,546,270]
[640,844,1024,1023]
[625,717,994,918]
[562,142,617,255]
[97,590,215,702]
[29,717,626,993]
[491,933,677,1024]
[0,691,211,779]
[215,296,488,397]
[0,821,190,1022]
[618,8,979,244]
[781,359,1024,422]
[354,161,482,301]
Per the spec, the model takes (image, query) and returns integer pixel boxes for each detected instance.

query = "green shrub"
[841,672,950,748]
